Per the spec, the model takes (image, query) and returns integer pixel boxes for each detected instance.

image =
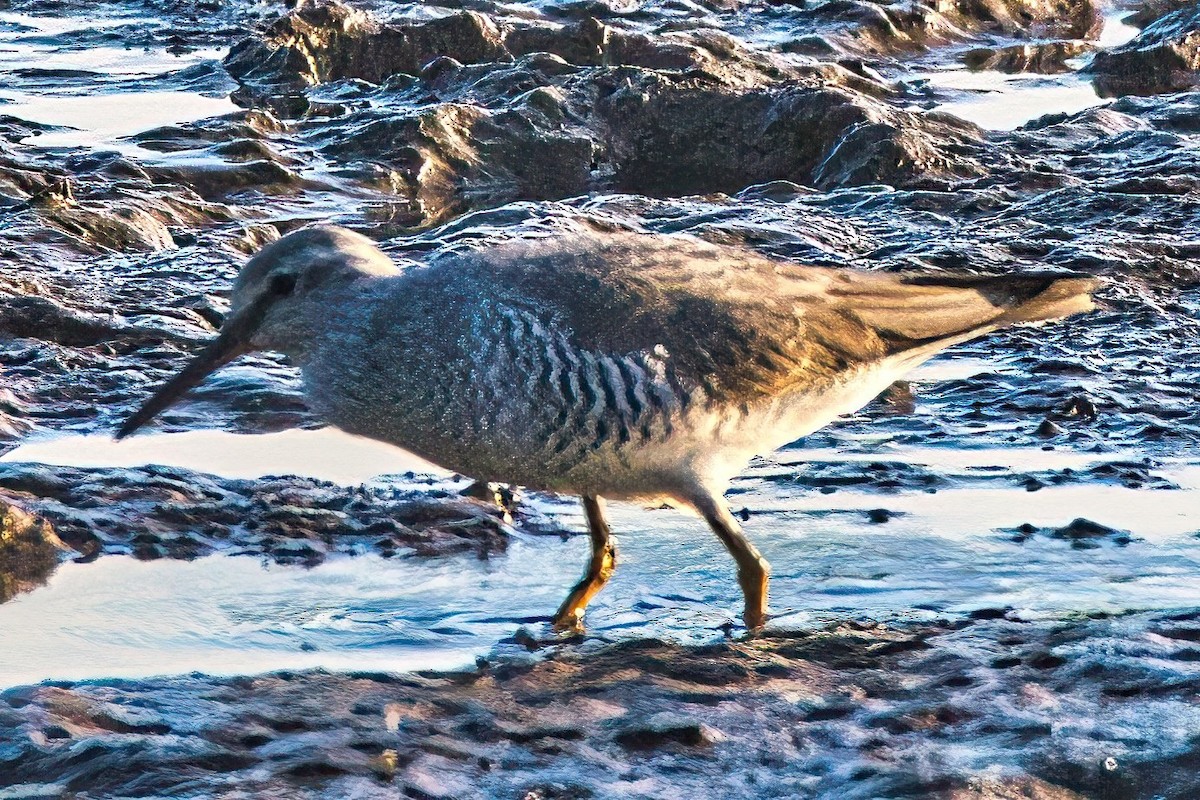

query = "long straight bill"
[115,293,271,439]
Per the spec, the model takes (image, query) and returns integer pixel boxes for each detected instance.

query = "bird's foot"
[742,609,768,637]
[551,609,586,635]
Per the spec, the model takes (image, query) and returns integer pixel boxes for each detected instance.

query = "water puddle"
[0,10,234,151]
[767,444,1130,473]
[0,45,226,76]
[1096,11,1140,48]
[905,356,1014,383]
[918,10,1140,130]
[3,479,1200,688]
[1,91,237,149]
[922,70,1105,131]
[0,428,451,484]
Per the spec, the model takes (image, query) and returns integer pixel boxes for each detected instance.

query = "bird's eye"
[270,273,297,297]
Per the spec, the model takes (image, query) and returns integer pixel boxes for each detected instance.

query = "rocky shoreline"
[7,612,1200,798]
[3,0,1200,796]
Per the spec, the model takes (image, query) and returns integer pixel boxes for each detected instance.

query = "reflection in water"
[0,502,65,604]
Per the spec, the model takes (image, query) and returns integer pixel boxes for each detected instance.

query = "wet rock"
[0,499,66,602]
[877,380,916,413]
[1059,394,1097,419]
[1035,418,1064,437]
[866,508,892,523]
[787,0,1099,55]
[0,462,534,569]
[300,49,984,226]
[789,459,947,492]
[7,612,1200,796]
[325,88,595,227]
[613,711,723,749]
[1128,0,1195,27]
[225,2,507,90]
[599,78,988,196]
[1033,517,1135,548]
[146,159,301,201]
[963,41,1090,73]
[1092,6,1200,96]
[946,776,1090,799]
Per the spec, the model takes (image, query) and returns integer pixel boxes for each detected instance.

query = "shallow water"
[0,428,450,483]
[1,91,238,150]
[0,8,233,151]
[917,9,1141,130]
[4,465,1199,688]
[922,70,1106,131]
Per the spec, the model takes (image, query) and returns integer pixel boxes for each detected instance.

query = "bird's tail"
[992,276,1099,325]
[836,272,1100,353]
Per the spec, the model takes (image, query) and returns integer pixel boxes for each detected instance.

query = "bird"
[117,222,1098,632]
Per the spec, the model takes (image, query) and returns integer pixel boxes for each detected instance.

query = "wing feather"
[445,227,1096,404]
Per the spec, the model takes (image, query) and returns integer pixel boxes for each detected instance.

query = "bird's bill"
[115,297,265,440]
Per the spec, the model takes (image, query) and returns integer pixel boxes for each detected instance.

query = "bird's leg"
[692,490,770,632]
[552,495,617,632]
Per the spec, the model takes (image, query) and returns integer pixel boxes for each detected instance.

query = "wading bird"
[118,224,1097,631]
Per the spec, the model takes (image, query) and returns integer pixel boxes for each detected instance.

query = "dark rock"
[225,2,507,90]
[877,380,916,414]
[600,79,987,196]
[1035,418,1064,437]
[0,462,534,572]
[1129,0,1194,27]
[614,711,723,749]
[790,0,1099,55]
[1092,6,1200,96]
[1049,517,1133,547]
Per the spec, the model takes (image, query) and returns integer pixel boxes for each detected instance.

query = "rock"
[1092,6,1200,96]
[0,462,529,567]
[598,79,988,196]
[877,380,917,413]
[1128,0,1195,27]
[614,711,724,749]
[789,0,1099,55]
[224,2,507,90]
[946,775,1091,799]
[1060,394,1098,419]
[0,500,67,602]
[1035,418,1064,437]
[1049,517,1134,548]
[963,41,1090,73]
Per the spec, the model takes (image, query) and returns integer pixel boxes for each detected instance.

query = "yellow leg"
[691,490,770,632]
[552,495,617,631]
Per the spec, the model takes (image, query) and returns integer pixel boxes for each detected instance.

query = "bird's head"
[116,225,398,440]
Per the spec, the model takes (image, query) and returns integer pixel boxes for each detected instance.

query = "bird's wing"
[448,227,1096,404]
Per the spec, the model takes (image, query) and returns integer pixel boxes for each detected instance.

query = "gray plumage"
[119,222,1098,630]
